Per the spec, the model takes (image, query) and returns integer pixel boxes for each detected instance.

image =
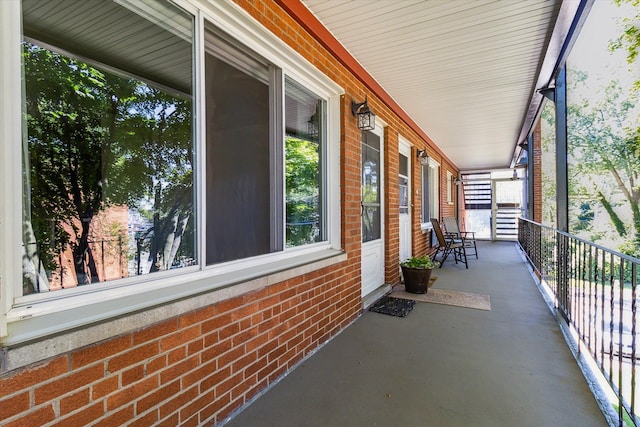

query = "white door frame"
[398,137,411,263]
[361,124,385,297]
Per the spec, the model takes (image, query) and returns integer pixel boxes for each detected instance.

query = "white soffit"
[302,0,562,170]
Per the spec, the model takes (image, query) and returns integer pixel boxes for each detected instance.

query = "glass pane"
[285,78,324,247]
[540,101,556,227]
[429,165,439,220]
[421,164,429,222]
[362,206,381,243]
[362,131,381,242]
[399,153,408,176]
[205,25,271,264]
[22,1,195,294]
[399,176,409,214]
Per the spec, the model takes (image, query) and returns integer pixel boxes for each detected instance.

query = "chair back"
[442,217,461,235]
[430,218,447,247]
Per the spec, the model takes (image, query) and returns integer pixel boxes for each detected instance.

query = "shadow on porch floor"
[223,241,607,427]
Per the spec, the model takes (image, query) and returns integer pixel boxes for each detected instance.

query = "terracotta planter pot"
[401,266,433,294]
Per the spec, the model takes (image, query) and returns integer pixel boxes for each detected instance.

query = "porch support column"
[555,67,569,232]
[526,134,534,220]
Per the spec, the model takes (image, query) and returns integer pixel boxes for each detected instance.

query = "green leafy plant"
[401,255,439,269]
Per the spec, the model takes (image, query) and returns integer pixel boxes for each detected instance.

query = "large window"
[21,0,195,293]
[2,0,341,343]
[204,26,328,263]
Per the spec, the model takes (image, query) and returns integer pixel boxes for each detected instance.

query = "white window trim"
[430,161,440,223]
[420,158,440,230]
[1,0,344,345]
[0,0,23,339]
[447,170,453,204]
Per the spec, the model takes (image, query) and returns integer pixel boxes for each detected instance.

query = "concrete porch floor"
[223,241,607,427]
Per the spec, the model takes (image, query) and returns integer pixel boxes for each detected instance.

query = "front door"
[398,141,411,262]
[361,128,385,297]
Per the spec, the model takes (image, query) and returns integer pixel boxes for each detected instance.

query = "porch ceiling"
[301,0,566,171]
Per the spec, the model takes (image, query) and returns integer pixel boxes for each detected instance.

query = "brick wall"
[0,1,459,425]
[532,120,543,223]
[0,269,360,426]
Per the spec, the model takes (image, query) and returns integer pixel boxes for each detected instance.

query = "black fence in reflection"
[23,236,196,293]
[518,218,640,426]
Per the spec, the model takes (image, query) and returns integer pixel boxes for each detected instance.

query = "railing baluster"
[631,262,637,422]
[619,257,625,423]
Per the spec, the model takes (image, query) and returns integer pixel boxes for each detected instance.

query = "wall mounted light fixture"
[417,149,429,165]
[351,95,376,131]
[538,86,556,102]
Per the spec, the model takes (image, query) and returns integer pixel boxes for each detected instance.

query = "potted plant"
[400,255,439,294]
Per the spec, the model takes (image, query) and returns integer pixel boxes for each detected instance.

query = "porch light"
[417,149,429,165]
[351,95,376,130]
[538,86,556,102]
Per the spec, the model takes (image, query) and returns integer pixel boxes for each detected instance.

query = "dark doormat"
[369,296,415,317]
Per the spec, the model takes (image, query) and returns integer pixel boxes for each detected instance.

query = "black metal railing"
[518,218,640,426]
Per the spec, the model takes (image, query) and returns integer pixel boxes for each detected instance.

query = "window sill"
[4,248,347,352]
[420,222,433,232]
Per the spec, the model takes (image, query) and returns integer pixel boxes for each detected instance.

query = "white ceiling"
[301,0,564,171]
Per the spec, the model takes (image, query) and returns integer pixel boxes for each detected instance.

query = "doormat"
[392,288,491,311]
[369,296,416,317]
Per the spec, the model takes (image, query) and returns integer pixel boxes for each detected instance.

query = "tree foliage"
[611,0,640,89]
[567,70,640,256]
[23,42,193,291]
[285,136,320,246]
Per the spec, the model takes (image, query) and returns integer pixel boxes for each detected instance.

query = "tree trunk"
[22,220,50,293]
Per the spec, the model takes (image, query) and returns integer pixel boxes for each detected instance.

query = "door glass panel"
[399,154,409,214]
[399,176,409,214]
[362,131,380,243]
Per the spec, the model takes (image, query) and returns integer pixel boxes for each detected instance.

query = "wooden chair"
[442,216,478,259]
[430,218,468,268]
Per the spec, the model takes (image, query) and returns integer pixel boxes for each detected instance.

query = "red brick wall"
[532,120,543,223]
[0,1,459,425]
[0,271,360,426]
[384,131,401,284]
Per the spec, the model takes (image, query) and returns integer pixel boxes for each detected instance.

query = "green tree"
[23,43,193,291]
[285,137,320,246]
[611,0,640,90]
[567,71,640,256]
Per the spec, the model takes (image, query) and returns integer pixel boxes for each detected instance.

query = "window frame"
[420,158,440,229]
[0,0,344,345]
